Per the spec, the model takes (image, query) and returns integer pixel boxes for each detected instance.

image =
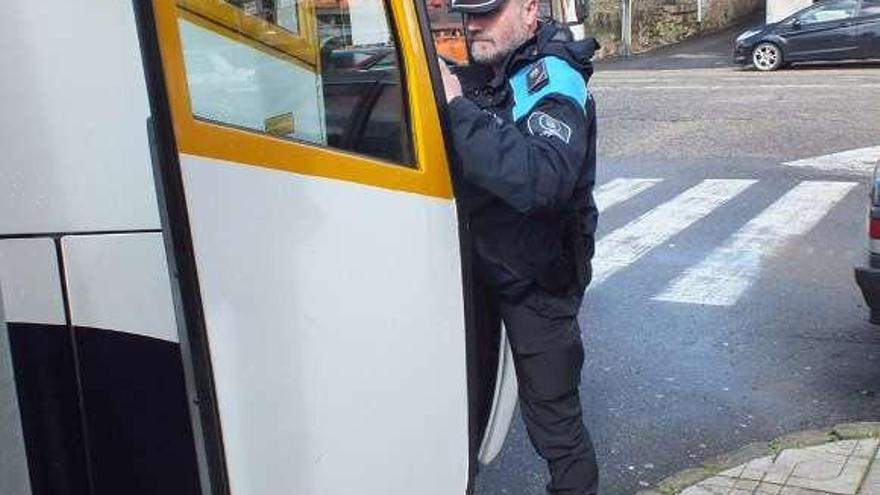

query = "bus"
[0,1,584,494]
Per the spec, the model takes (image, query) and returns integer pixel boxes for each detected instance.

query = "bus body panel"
[179,154,469,494]
[0,288,33,495]
[0,0,522,492]
[0,234,201,494]
[0,240,66,326]
[1,5,202,492]
[62,233,178,343]
[1,2,160,235]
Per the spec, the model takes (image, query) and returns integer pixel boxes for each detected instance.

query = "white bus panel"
[180,153,469,494]
[1,2,159,235]
[0,239,65,325]
[62,233,178,343]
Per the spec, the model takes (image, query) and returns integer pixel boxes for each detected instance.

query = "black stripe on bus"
[8,323,90,495]
[7,322,200,495]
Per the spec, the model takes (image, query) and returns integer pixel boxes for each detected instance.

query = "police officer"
[438,0,600,493]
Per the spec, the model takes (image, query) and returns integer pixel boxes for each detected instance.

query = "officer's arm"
[448,93,589,214]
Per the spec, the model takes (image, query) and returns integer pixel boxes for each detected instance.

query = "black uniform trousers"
[486,283,599,495]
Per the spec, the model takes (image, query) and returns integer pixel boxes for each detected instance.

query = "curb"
[634,422,880,495]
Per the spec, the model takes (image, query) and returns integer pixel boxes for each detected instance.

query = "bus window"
[224,0,301,34]
[176,0,415,165]
[357,82,410,162]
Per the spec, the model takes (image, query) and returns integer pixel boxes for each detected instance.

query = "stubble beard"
[470,20,533,66]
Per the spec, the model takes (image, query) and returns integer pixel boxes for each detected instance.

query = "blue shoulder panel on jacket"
[510,56,588,122]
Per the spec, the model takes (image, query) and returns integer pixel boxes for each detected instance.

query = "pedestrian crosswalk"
[783,146,880,176]
[590,178,859,307]
[592,179,756,287]
[594,178,662,212]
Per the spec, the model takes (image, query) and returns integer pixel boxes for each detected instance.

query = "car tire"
[752,42,783,72]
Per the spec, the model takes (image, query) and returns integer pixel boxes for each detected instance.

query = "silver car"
[855,160,880,323]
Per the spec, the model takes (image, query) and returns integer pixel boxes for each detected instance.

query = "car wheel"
[752,42,782,72]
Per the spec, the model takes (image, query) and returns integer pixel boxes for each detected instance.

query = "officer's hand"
[438,58,462,103]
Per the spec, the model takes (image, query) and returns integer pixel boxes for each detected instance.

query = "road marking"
[595,178,662,212]
[783,146,880,176]
[591,179,756,287]
[654,181,857,306]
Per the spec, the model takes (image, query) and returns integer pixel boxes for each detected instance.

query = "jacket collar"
[491,21,598,87]
[458,21,600,99]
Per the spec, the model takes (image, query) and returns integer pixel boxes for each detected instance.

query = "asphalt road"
[474,31,880,495]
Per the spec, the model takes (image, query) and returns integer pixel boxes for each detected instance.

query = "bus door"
[134,0,515,493]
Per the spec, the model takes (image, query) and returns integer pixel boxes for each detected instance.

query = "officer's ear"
[522,0,539,30]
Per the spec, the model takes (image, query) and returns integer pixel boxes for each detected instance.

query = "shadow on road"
[787,60,880,71]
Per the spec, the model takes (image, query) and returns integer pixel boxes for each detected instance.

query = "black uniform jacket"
[448,22,600,301]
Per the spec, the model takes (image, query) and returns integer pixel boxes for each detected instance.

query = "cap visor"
[450,1,503,13]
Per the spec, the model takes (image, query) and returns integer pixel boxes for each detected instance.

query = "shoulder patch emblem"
[526,60,549,93]
[527,111,572,144]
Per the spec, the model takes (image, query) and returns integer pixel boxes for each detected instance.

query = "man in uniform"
[437,0,600,493]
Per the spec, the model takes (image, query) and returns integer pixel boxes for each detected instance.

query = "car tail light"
[871,163,880,239]
[871,216,880,239]
[870,164,880,239]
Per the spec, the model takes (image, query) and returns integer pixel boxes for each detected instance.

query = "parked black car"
[734,0,880,71]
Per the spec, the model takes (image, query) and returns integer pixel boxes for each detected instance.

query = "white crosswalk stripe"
[783,146,880,176]
[653,181,857,306]
[591,179,757,287]
[594,178,662,212]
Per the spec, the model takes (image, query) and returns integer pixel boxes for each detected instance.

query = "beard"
[469,20,533,66]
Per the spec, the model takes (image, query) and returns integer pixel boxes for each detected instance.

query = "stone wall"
[584,0,624,58]
[584,0,763,57]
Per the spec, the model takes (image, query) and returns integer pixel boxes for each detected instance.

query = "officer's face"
[466,0,538,66]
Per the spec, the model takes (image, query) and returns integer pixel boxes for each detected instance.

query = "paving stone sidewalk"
[637,423,880,495]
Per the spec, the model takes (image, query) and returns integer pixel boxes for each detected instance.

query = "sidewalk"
[637,424,880,495]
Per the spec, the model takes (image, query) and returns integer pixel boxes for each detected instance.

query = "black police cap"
[449,0,508,14]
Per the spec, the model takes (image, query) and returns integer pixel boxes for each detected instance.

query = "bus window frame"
[153,0,453,199]
[178,0,318,69]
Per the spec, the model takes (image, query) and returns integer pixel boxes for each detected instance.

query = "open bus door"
[134,0,517,493]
